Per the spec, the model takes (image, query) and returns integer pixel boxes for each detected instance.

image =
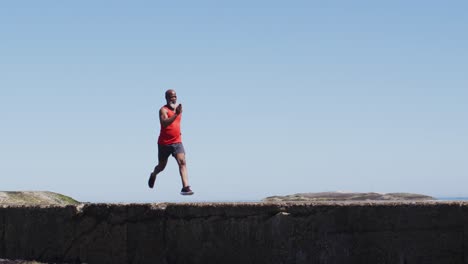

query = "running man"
[148,89,193,195]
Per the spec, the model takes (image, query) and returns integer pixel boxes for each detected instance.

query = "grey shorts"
[158,143,185,161]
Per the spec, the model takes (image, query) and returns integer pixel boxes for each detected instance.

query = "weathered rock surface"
[0,191,79,206]
[1,201,468,264]
[262,191,434,202]
[0,259,46,264]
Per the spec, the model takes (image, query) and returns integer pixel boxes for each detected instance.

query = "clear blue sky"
[1,1,467,202]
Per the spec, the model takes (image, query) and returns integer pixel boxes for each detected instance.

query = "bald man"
[148,89,193,195]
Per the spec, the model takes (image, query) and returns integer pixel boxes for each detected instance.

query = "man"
[148,89,193,195]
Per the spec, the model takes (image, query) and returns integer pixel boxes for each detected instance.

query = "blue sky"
[1,1,467,202]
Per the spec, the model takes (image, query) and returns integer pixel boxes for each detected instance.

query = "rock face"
[1,202,468,264]
[262,191,434,202]
[0,191,79,206]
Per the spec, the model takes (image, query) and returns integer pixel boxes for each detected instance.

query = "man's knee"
[156,160,168,171]
[177,157,186,166]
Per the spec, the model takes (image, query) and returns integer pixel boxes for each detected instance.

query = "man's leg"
[149,144,172,188]
[148,158,168,188]
[175,152,189,188]
[149,145,171,189]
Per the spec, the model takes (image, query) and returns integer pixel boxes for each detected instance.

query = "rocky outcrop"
[0,192,79,206]
[0,259,45,264]
[262,191,434,202]
[1,201,468,264]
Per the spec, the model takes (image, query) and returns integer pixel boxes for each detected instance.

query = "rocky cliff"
[1,201,467,264]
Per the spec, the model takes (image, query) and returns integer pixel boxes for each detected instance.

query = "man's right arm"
[159,107,179,128]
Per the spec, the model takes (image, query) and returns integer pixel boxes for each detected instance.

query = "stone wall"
[0,202,467,264]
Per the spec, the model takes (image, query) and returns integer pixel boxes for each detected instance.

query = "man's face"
[166,91,177,104]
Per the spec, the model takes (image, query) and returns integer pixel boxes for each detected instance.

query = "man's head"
[165,89,178,109]
[165,89,177,103]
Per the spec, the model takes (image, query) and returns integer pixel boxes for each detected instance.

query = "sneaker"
[180,186,194,195]
[148,172,156,188]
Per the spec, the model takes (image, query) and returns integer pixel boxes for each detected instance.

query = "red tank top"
[158,106,182,145]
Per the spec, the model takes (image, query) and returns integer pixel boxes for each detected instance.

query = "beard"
[169,103,179,110]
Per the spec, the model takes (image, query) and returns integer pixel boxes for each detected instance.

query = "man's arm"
[159,104,182,128]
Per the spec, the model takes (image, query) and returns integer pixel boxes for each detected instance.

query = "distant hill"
[0,191,80,206]
[263,192,435,202]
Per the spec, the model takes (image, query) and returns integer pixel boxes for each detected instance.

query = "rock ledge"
[262,192,434,202]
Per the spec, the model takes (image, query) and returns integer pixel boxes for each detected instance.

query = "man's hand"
[176,104,183,115]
